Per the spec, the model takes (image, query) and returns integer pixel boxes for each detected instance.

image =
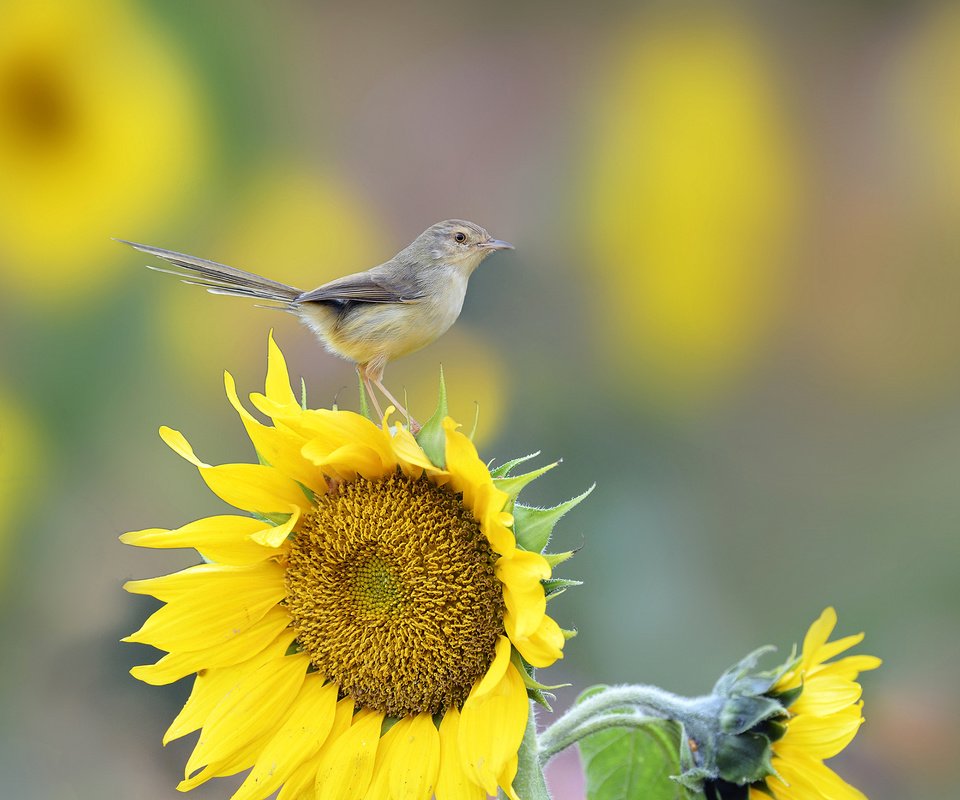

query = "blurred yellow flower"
[755,608,881,800]
[155,166,384,386]
[0,391,42,578]
[0,0,207,301]
[583,11,799,412]
[123,335,565,799]
[892,4,960,206]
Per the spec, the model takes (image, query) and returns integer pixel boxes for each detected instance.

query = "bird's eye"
[454,232,466,243]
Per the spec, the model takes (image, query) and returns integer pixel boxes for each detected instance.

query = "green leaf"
[489,452,541,478]
[578,700,702,800]
[415,367,448,468]
[493,462,558,500]
[513,484,594,553]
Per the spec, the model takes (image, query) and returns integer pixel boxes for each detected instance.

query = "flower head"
[123,334,583,800]
[702,608,881,800]
[756,608,882,800]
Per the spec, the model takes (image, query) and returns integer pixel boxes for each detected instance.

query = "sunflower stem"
[537,712,661,764]
[538,684,719,766]
[503,701,552,800]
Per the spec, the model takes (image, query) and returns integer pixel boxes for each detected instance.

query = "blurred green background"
[1,1,957,797]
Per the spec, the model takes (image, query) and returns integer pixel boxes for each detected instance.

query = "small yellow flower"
[123,335,567,800]
[755,608,882,800]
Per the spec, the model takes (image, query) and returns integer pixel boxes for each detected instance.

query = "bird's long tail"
[117,240,303,305]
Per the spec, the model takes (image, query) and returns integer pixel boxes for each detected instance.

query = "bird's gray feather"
[118,239,302,304]
[296,266,425,306]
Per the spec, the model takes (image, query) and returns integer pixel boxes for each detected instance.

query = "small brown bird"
[119,220,513,426]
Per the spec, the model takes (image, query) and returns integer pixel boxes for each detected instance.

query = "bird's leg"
[357,363,384,420]
[366,357,421,434]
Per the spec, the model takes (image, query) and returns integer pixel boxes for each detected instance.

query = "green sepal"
[513,484,594,553]
[543,549,578,568]
[300,377,308,410]
[467,401,480,441]
[754,718,787,744]
[510,650,570,692]
[490,452,541,478]
[416,367,448,468]
[713,646,778,697]
[769,683,802,710]
[510,650,566,710]
[543,577,583,599]
[252,511,294,527]
[494,462,559,501]
[719,695,786,735]
[357,373,373,421]
[715,731,775,785]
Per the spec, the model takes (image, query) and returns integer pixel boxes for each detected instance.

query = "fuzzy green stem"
[538,685,721,766]
[538,712,659,764]
[500,702,551,800]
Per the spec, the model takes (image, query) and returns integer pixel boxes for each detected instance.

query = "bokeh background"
[1,0,957,797]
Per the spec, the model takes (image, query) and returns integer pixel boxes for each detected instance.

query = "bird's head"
[409,219,513,274]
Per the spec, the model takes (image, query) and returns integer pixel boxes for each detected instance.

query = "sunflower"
[123,334,578,800]
[0,0,206,301]
[754,608,882,800]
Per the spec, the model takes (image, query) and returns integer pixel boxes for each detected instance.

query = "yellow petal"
[232,674,339,800]
[497,754,521,800]
[265,331,300,411]
[507,611,565,669]
[160,425,208,466]
[813,654,883,682]
[138,606,290,682]
[123,560,281,602]
[185,652,310,775]
[315,708,384,800]
[800,607,837,672]
[199,462,312,513]
[790,674,862,718]
[250,505,301,548]
[389,425,443,476]
[388,712,440,800]
[779,703,863,760]
[496,551,550,639]
[277,695,355,800]
[120,515,285,565]
[176,734,270,792]
[459,644,528,795]
[303,441,392,482]
[436,708,485,800]
[773,751,868,800]
[362,716,406,800]
[164,629,297,744]
[130,605,291,686]
[807,633,865,672]
[225,370,325,495]
[123,562,286,651]
[442,418,493,509]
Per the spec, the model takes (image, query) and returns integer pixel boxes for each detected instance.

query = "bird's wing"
[296,269,425,305]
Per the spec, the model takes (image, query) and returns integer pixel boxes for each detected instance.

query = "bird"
[118,220,513,428]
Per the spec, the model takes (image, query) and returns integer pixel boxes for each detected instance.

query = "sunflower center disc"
[285,472,506,716]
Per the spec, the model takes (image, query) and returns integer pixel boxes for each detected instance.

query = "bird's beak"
[478,239,514,251]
